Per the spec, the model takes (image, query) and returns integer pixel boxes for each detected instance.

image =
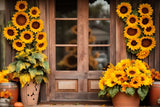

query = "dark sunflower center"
[141,77,145,81]
[131,40,137,46]
[32,10,37,15]
[7,29,14,36]
[120,6,128,14]
[111,81,115,84]
[146,27,152,32]
[19,4,25,9]
[16,42,22,47]
[142,18,149,25]
[133,81,138,84]
[24,34,31,40]
[142,38,152,47]
[116,74,122,78]
[68,56,77,65]
[16,14,27,26]
[38,34,44,40]
[127,28,137,36]
[129,70,135,74]
[129,17,136,23]
[32,22,40,29]
[142,8,149,14]
[39,43,44,48]
[122,64,126,67]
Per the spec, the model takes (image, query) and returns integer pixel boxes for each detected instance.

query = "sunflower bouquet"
[0,91,12,99]
[116,2,156,59]
[98,59,153,101]
[3,0,47,52]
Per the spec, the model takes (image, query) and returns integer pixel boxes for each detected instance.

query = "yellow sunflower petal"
[29,7,40,18]
[30,19,44,33]
[143,25,156,36]
[140,36,156,51]
[12,39,25,51]
[20,30,34,44]
[127,38,141,51]
[138,3,153,16]
[15,1,28,12]
[139,15,153,28]
[36,32,47,43]
[116,2,132,19]
[12,12,29,30]
[124,26,141,39]
[136,49,150,59]
[126,14,139,26]
[36,41,47,51]
[126,66,141,77]
[3,25,18,40]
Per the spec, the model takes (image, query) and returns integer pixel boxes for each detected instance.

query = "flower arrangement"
[0,70,9,83]
[98,59,153,101]
[151,69,160,81]
[116,2,156,59]
[2,0,50,87]
[0,91,12,99]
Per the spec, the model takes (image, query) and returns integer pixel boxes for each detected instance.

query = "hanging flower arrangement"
[116,2,156,59]
[3,0,47,52]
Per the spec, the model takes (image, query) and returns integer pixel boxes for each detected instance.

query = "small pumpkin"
[14,102,23,107]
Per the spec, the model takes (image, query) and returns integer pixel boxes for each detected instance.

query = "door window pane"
[56,47,77,70]
[89,0,110,18]
[56,20,77,44]
[56,0,77,18]
[89,20,110,44]
[89,47,110,70]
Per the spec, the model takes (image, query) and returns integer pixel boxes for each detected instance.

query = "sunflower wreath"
[3,0,47,52]
[116,2,156,59]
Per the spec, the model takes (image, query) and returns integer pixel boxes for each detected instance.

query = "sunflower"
[139,15,153,28]
[116,59,131,70]
[143,25,156,36]
[3,25,18,40]
[12,39,25,51]
[130,77,141,88]
[12,12,29,30]
[114,70,125,79]
[15,1,28,12]
[124,26,141,39]
[36,41,47,51]
[99,78,105,90]
[136,49,150,59]
[104,78,116,87]
[36,32,47,43]
[20,30,34,44]
[140,36,156,51]
[65,40,77,53]
[62,54,77,68]
[29,7,40,18]
[134,59,147,72]
[126,14,139,26]
[138,3,153,16]
[71,25,77,35]
[126,66,141,77]
[139,74,152,86]
[127,38,141,51]
[30,19,44,33]
[116,2,132,19]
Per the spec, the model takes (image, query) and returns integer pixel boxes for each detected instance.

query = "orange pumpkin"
[14,102,23,107]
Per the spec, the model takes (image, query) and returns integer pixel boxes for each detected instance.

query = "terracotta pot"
[149,81,160,106]
[0,82,18,105]
[112,92,140,107]
[20,81,40,106]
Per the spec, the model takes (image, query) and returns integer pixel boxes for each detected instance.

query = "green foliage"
[124,87,135,96]
[137,86,149,101]
[108,85,120,98]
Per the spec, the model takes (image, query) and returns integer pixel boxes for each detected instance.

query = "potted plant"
[98,59,153,107]
[7,49,50,106]
[0,90,12,107]
[149,69,160,105]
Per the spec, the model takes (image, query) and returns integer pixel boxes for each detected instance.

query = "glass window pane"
[89,20,110,44]
[56,0,77,18]
[56,21,77,44]
[89,0,110,18]
[89,47,110,70]
[56,47,77,70]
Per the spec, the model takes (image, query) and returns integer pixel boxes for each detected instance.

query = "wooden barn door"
[46,0,116,101]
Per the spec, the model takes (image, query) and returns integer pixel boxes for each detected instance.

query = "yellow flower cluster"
[116,2,156,59]
[0,91,12,99]
[0,70,9,83]
[3,0,47,52]
[99,59,153,92]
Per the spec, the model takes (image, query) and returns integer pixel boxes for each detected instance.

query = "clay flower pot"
[112,92,140,107]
